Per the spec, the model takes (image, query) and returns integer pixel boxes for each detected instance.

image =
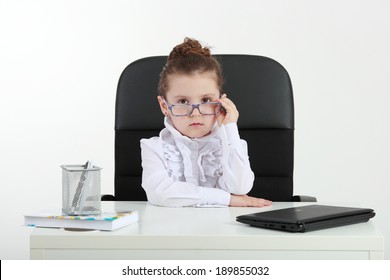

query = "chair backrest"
[115,55,294,201]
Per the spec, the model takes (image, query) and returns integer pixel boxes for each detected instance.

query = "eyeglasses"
[163,97,222,117]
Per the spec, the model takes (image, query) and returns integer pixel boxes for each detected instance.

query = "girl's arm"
[217,95,271,206]
[216,94,253,194]
[218,122,255,195]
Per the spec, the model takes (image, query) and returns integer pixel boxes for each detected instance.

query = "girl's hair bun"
[168,37,211,61]
[158,37,222,97]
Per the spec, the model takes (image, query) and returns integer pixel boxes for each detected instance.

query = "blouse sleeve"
[140,139,231,207]
[217,123,255,195]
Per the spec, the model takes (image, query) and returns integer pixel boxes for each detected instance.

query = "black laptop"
[236,204,375,232]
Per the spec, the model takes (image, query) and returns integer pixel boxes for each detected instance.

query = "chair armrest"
[101,194,116,201]
[292,195,317,202]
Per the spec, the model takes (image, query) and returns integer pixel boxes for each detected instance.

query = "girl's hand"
[217,93,239,126]
[229,194,272,207]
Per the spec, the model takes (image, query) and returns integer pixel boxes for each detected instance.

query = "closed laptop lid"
[237,204,375,225]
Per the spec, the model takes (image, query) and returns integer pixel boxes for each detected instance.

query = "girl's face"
[158,72,220,138]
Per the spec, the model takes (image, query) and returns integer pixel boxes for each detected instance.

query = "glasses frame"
[162,97,222,117]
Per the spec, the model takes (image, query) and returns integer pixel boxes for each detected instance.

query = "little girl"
[141,38,272,207]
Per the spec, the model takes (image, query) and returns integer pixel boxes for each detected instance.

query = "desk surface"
[30,201,384,260]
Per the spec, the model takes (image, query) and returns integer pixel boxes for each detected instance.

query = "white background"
[0,0,389,259]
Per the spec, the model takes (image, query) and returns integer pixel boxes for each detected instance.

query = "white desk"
[30,201,384,260]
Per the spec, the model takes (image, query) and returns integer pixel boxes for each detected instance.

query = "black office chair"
[103,55,316,202]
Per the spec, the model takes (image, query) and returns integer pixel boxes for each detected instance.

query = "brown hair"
[158,37,223,97]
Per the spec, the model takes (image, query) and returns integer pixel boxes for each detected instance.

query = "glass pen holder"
[61,164,102,216]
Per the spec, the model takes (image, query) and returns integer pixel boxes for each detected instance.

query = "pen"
[71,161,90,214]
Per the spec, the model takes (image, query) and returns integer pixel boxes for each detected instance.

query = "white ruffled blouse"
[140,117,254,207]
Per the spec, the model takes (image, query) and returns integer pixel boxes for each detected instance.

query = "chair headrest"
[115,55,294,130]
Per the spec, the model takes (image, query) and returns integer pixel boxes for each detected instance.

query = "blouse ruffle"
[160,118,224,189]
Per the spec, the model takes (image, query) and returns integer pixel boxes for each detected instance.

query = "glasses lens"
[171,104,192,116]
[199,103,220,115]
